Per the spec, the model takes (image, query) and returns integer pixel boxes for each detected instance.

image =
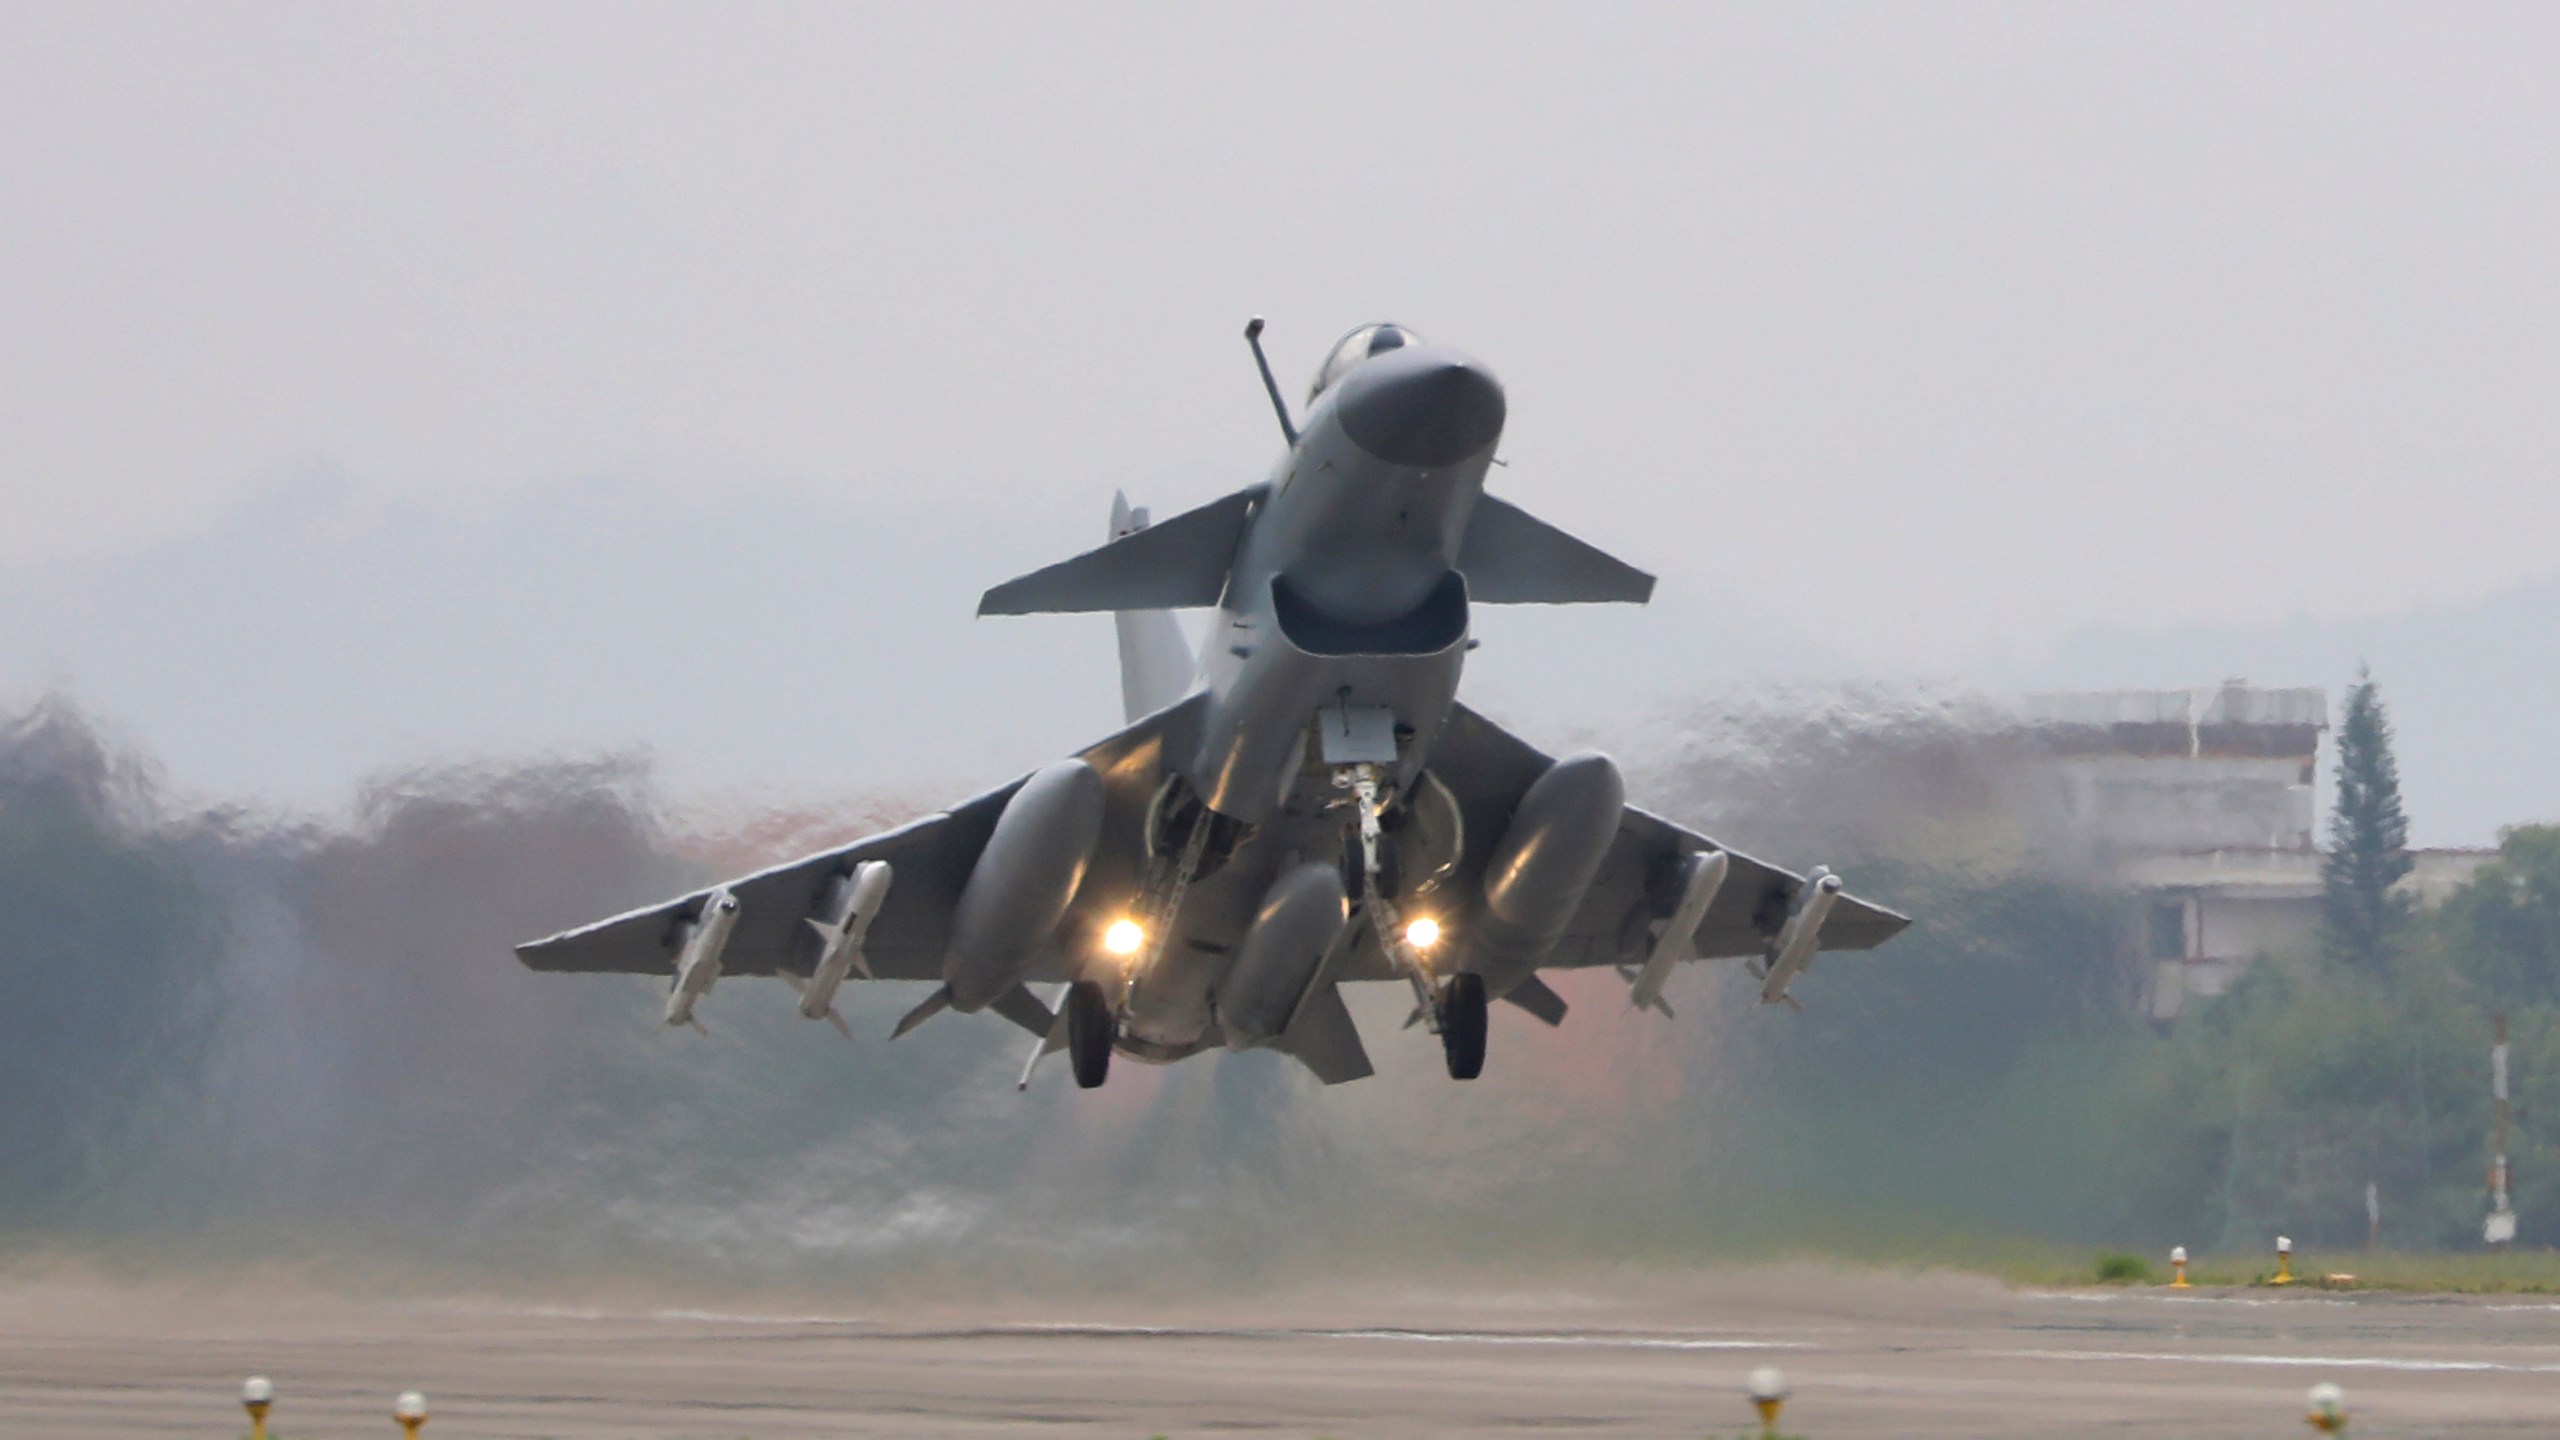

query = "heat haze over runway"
[4,1265,2554,1438]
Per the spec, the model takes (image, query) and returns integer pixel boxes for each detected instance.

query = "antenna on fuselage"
[1243,316,1298,448]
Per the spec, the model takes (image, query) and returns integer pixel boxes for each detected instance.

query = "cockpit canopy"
[1308,323,1423,405]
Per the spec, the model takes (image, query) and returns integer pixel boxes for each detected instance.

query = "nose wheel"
[1438,973,1486,1080]
[1066,979,1113,1089]
[1338,761,1483,1081]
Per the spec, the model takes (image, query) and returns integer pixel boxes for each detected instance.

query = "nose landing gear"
[1339,760,1487,1083]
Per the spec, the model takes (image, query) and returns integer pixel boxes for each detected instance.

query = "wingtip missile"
[662,887,742,1031]
[1758,867,1843,1008]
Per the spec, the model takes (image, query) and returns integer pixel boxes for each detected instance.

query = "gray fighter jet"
[519,320,1908,1088]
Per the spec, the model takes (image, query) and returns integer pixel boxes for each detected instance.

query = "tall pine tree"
[2322,665,2413,969]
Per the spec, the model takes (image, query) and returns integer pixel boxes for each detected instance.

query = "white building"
[2007,682,2486,1021]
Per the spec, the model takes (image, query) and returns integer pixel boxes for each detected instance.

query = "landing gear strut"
[1066,979,1112,1089]
[1438,972,1486,1080]
[1338,760,1488,1082]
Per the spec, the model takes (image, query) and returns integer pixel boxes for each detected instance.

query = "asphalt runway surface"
[3,1263,2555,1437]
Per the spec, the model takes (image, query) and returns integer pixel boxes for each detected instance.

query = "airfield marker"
[1744,1364,1790,1435]
[2488,1012,2517,1247]
[2169,1245,2189,1288]
[2272,1235,2295,1286]
[2305,1381,2348,1433]
[394,1389,428,1438]
[241,1376,274,1440]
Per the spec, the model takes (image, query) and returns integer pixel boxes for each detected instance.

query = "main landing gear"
[1066,979,1113,1089]
[1052,776,1231,1092]
[1437,972,1486,1080]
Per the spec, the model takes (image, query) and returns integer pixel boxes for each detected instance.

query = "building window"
[2149,899,2187,961]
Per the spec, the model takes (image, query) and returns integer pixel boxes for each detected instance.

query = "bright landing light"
[1103,918,1146,956]
[1403,916,1442,950]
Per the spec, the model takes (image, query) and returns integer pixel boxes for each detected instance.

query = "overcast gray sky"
[2,4,2555,841]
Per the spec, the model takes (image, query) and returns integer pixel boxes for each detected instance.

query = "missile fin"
[892,986,952,1039]
[1501,974,1570,1027]
[988,983,1058,1038]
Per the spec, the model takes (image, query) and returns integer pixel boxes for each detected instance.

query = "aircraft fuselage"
[1188,342,1507,826]
[1104,343,1513,1059]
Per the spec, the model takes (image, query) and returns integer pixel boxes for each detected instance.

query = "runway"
[3,1263,2555,1436]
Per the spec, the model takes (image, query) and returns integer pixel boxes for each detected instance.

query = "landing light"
[1103,918,1146,957]
[1404,917,1442,950]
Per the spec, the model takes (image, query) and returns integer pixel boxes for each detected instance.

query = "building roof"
[2122,846,2494,906]
[2011,682,2326,760]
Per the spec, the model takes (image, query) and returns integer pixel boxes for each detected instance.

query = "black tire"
[1066,979,1113,1090]
[1439,972,1487,1081]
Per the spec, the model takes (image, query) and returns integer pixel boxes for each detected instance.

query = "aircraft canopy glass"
[1307,323,1422,405]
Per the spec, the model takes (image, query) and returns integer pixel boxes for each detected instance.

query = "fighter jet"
[517,320,1909,1088]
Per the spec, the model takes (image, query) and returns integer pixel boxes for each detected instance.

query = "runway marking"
[472,1306,1807,1353]
[493,1305,875,1326]
[1994,1348,2560,1374]
[997,1323,1811,1353]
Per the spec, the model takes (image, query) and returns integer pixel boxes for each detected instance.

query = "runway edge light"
[2305,1381,2347,1434]
[241,1376,274,1440]
[1745,1364,1790,1436]
[395,1389,428,1438]
[2170,1245,2189,1288]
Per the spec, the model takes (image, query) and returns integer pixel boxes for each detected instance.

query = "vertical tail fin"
[1110,492,1199,721]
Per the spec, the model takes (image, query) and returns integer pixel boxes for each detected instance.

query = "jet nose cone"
[1335,347,1507,467]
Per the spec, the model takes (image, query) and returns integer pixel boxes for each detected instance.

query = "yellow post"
[2305,1381,2347,1433]
[2273,1235,2295,1286]
[1745,1365,1789,1437]
[2170,1245,2190,1288]
[241,1377,274,1440]
[394,1389,428,1439]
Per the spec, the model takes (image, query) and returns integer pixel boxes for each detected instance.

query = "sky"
[2,4,2555,843]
